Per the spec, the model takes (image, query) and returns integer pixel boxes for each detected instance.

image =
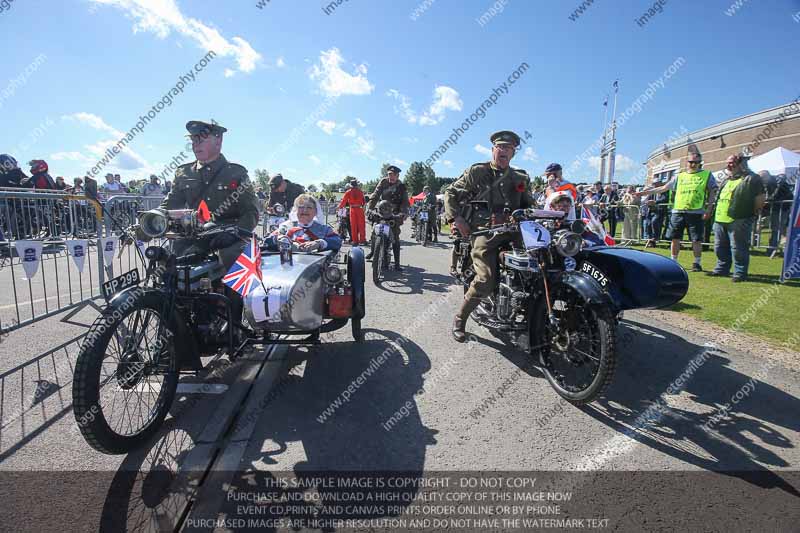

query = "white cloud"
[50,151,92,163]
[316,120,337,134]
[309,155,321,165]
[224,68,235,78]
[386,85,462,126]
[400,136,419,144]
[386,89,417,124]
[522,147,538,162]
[276,56,286,68]
[62,112,123,137]
[393,158,408,166]
[354,136,376,159]
[89,0,262,74]
[474,144,492,157]
[86,140,149,171]
[443,160,453,168]
[309,47,373,97]
[343,127,357,137]
[419,86,462,126]
[355,118,366,128]
[588,153,637,172]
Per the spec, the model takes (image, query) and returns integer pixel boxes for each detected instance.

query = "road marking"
[0,289,97,311]
[177,383,228,394]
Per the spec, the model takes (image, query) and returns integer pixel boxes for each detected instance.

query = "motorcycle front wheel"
[532,283,616,405]
[372,236,384,284]
[72,292,178,454]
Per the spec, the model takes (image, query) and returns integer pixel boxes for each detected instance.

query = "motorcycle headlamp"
[323,264,344,285]
[569,219,586,235]
[377,200,393,218]
[554,231,582,257]
[274,203,285,215]
[139,209,168,238]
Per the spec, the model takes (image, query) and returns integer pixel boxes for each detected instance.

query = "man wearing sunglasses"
[635,151,717,270]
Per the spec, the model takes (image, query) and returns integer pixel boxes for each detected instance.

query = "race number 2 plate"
[580,262,609,289]
[102,269,140,301]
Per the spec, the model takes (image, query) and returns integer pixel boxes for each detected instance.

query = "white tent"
[748,146,800,176]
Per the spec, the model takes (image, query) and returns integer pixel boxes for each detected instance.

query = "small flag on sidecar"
[222,234,263,296]
[197,200,211,224]
[581,206,616,246]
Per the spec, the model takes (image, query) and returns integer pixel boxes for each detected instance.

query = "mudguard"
[349,246,366,319]
[107,286,202,371]
[580,247,689,310]
[559,270,617,310]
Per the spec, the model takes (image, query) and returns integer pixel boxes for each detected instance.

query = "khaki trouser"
[464,233,514,301]
[622,207,640,241]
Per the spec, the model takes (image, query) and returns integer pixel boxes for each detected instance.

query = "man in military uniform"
[266,173,305,213]
[445,130,534,342]
[135,120,259,329]
[366,165,409,269]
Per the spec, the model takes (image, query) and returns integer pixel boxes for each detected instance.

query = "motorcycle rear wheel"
[534,284,616,405]
[72,292,178,454]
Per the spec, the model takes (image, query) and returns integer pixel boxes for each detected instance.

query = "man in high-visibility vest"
[707,154,765,282]
[634,152,717,271]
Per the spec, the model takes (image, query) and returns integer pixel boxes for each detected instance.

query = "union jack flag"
[222,234,263,296]
[582,206,616,246]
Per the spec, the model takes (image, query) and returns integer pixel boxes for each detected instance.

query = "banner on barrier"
[14,240,43,280]
[101,236,118,266]
[66,239,89,273]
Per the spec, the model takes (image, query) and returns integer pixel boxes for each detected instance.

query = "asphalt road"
[0,225,798,532]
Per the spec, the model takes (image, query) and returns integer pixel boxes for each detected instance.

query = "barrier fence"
[0,189,165,335]
[570,199,794,251]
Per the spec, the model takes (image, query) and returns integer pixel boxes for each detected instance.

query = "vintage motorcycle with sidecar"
[72,207,365,454]
[452,204,688,404]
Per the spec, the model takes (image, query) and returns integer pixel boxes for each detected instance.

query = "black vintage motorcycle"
[367,200,403,284]
[453,205,688,404]
[73,207,365,454]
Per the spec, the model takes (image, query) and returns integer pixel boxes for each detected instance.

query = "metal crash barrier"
[0,189,164,335]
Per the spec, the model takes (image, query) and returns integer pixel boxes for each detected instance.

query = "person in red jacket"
[338,179,367,245]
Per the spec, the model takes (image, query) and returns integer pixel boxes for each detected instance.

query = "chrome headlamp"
[139,209,168,238]
[323,264,344,285]
[554,231,583,257]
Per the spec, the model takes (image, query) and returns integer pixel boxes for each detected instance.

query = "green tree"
[404,161,435,195]
[531,174,545,190]
[253,168,270,190]
[363,179,379,193]
[307,184,318,193]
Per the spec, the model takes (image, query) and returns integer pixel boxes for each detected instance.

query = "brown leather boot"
[452,297,481,342]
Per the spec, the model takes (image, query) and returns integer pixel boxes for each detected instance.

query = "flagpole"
[598,95,609,183]
[607,80,619,185]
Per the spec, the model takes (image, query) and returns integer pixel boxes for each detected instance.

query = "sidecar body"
[243,247,366,342]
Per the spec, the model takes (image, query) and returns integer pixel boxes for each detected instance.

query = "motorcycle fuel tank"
[243,251,330,331]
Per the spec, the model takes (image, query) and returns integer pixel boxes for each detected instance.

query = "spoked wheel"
[534,283,616,405]
[372,237,384,284]
[72,292,178,454]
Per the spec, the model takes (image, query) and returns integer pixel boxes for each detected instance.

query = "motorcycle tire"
[72,292,179,454]
[372,237,384,284]
[533,284,616,405]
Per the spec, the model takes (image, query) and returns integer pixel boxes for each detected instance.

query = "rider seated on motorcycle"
[545,190,606,247]
[263,194,342,253]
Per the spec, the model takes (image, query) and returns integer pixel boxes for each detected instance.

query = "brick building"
[646,101,800,184]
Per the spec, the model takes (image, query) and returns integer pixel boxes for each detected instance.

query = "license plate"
[377,223,390,236]
[580,262,609,289]
[102,269,140,301]
[419,212,428,221]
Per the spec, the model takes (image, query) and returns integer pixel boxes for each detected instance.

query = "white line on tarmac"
[0,289,97,311]
[571,343,716,471]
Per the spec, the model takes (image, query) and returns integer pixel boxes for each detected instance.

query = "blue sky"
[1,0,799,187]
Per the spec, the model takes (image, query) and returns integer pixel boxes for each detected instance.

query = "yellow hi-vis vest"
[673,170,711,211]
[715,177,743,224]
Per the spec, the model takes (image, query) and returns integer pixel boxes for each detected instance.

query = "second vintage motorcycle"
[452,204,688,404]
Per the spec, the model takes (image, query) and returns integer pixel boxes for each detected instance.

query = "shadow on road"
[217,327,438,526]
[583,319,800,496]
[373,264,454,295]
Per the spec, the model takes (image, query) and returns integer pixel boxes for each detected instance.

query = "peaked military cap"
[386,165,401,174]
[185,120,227,136]
[490,130,520,147]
